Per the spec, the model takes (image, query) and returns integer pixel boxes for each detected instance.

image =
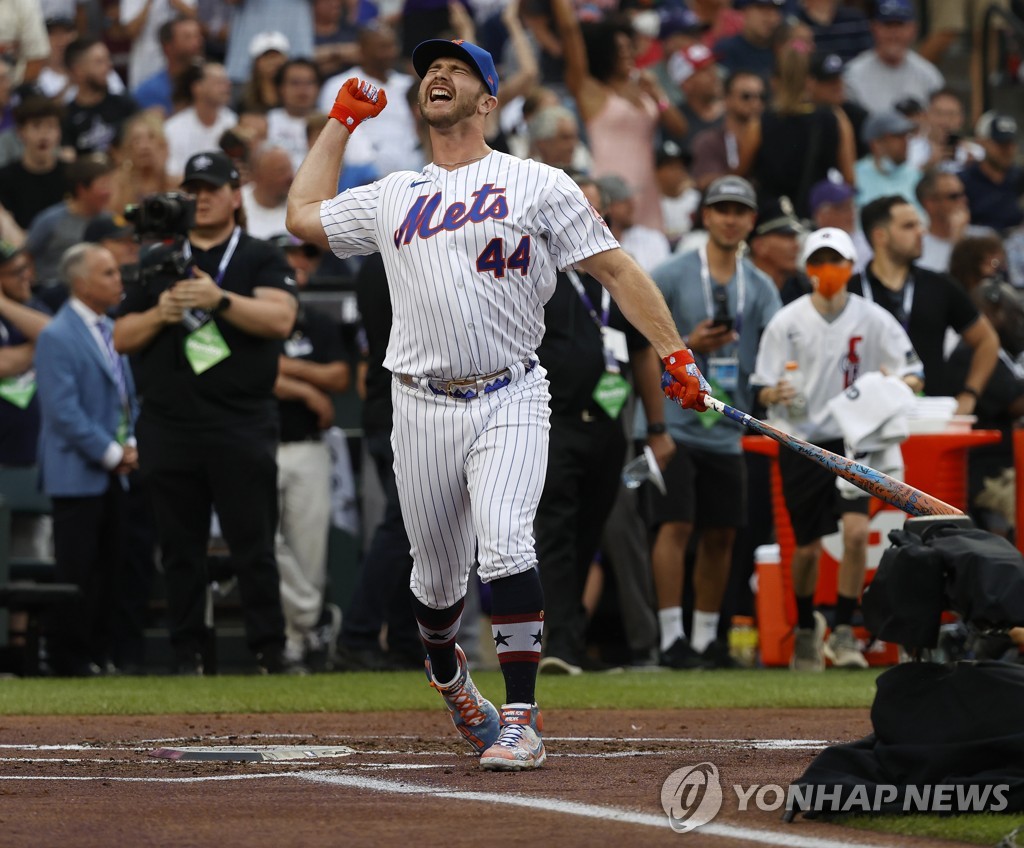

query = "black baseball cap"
[809,53,844,81]
[976,110,1018,143]
[182,151,240,188]
[655,139,692,168]
[412,39,499,96]
[84,213,134,243]
[752,197,804,238]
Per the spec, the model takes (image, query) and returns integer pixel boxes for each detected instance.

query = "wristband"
[961,387,980,399]
[647,422,668,436]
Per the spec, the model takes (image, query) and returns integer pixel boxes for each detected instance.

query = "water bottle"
[784,361,807,422]
[728,615,759,668]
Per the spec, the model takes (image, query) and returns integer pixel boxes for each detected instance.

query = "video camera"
[123,192,197,289]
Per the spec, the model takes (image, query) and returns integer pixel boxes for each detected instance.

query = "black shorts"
[778,438,870,546]
[648,442,747,528]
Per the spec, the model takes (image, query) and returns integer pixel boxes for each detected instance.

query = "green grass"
[843,813,1024,846]
[0,668,882,715]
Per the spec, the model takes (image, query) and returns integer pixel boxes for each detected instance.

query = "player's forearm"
[286,120,349,249]
[582,250,685,358]
[273,372,316,402]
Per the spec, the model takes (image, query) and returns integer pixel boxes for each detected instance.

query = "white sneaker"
[480,704,546,771]
[790,611,826,672]
[538,655,582,676]
[825,624,869,669]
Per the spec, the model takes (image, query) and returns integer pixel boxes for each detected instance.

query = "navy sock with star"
[489,569,544,706]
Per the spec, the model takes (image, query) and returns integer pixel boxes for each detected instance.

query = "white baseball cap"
[801,227,857,265]
[249,31,291,59]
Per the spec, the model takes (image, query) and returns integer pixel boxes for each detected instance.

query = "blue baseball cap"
[412,39,499,97]
[873,0,915,23]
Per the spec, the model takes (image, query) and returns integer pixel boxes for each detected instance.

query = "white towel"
[837,442,906,500]
[825,372,915,453]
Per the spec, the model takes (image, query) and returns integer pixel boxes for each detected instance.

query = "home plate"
[149,745,357,762]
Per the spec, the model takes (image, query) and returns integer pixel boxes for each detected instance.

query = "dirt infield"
[0,708,979,847]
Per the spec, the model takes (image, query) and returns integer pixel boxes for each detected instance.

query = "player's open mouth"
[429,88,453,102]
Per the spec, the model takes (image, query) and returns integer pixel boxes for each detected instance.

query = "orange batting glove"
[329,78,387,132]
[662,349,710,412]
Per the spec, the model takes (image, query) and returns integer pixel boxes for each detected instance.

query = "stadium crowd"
[1,0,1024,676]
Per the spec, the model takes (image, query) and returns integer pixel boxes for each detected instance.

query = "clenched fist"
[329,78,387,132]
[661,349,710,411]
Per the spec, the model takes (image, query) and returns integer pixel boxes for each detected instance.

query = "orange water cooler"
[745,429,1001,666]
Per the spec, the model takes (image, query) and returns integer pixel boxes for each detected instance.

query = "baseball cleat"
[480,704,546,771]
[790,611,827,672]
[426,644,501,754]
[824,624,869,669]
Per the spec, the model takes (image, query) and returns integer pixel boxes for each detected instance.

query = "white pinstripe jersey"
[320,150,619,378]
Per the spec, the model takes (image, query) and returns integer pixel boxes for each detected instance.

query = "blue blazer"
[34,304,138,497]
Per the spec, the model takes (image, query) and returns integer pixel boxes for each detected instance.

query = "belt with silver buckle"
[398,360,536,400]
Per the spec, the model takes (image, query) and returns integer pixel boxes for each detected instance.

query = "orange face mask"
[807,262,852,299]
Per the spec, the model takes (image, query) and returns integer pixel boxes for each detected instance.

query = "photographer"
[113,151,299,675]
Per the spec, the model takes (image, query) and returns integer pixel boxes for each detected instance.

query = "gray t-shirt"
[843,50,944,114]
[638,248,782,454]
[26,203,89,284]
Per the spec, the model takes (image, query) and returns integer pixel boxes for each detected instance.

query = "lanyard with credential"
[566,268,610,330]
[699,244,745,334]
[861,273,915,330]
[182,226,242,287]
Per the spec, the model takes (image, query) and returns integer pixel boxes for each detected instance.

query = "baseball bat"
[665,380,962,515]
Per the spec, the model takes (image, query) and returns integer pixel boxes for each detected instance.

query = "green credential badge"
[592,371,631,419]
[184,322,232,375]
[0,371,36,409]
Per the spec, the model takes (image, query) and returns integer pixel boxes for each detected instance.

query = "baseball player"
[750,228,924,671]
[287,38,708,770]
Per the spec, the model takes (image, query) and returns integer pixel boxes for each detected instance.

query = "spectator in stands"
[0,97,67,232]
[312,0,362,81]
[655,141,701,250]
[747,197,809,304]
[796,0,873,62]
[918,88,983,170]
[960,111,1024,234]
[224,0,314,86]
[916,167,991,273]
[236,32,290,115]
[806,52,869,160]
[842,0,944,115]
[196,0,233,63]
[272,236,350,670]
[849,195,999,407]
[743,42,855,219]
[646,177,781,670]
[690,70,764,191]
[552,0,687,231]
[114,150,298,676]
[27,153,116,286]
[0,0,49,84]
[808,177,871,269]
[855,110,922,212]
[120,0,198,90]
[650,7,707,109]
[713,0,784,81]
[108,112,176,214]
[133,16,206,115]
[266,58,321,173]
[666,43,725,152]
[0,60,19,169]
[318,23,420,178]
[62,37,139,156]
[82,212,140,267]
[38,16,128,104]
[164,60,237,175]
[241,145,293,239]
[596,175,670,274]
[0,243,53,559]
[526,104,589,176]
[35,243,139,676]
